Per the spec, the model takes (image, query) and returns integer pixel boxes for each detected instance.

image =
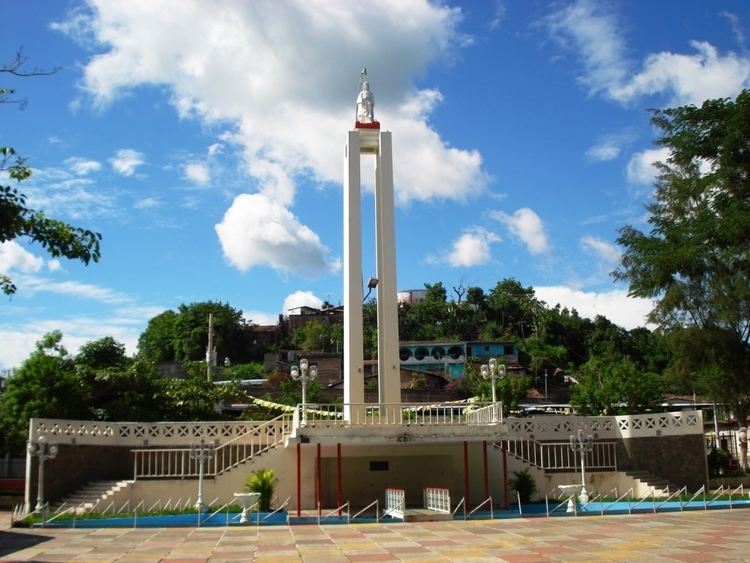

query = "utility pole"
[206,313,215,382]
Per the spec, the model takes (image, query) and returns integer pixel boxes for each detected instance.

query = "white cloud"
[545,1,750,106]
[62,1,485,212]
[215,193,338,276]
[611,41,750,106]
[440,227,500,267]
[110,148,145,176]
[243,309,279,326]
[580,235,620,263]
[0,242,44,274]
[0,302,165,370]
[626,147,670,185]
[282,290,323,316]
[134,197,160,209]
[489,0,507,30]
[65,156,102,175]
[586,140,620,162]
[184,162,210,185]
[544,0,628,98]
[491,208,549,255]
[535,285,654,330]
[26,177,116,220]
[0,317,140,370]
[19,275,131,304]
[47,259,62,272]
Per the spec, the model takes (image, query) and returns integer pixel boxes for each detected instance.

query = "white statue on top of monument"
[355,67,380,129]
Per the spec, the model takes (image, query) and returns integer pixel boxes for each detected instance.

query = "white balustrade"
[132,414,292,479]
[384,487,405,519]
[423,486,451,513]
[29,418,276,447]
[506,411,701,440]
[503,439,618,472]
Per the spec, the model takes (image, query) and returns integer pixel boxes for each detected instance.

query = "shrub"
[246,468,276,511]
[707,448,732,477]
[509,469,537,503]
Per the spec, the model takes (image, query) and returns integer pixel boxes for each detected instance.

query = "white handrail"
[351,498,379,522]
[265,496,291,521]
[318,502,349,524]
[132,413,292,479]
[544,494,569,516]
[656,486,687,510]
[468,496,493,519]
[603,487,634,515]
[451,496,466,520]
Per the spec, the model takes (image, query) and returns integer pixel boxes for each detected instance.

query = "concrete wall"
[105,442,512,511]
[31,445,133,504]
[53,437,706,513]
[615,435,707,490]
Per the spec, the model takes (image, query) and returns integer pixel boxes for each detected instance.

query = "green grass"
[23,504,247,525]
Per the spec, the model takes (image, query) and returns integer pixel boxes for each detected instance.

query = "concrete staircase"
[624,470,679,494]
[55,480,134,512]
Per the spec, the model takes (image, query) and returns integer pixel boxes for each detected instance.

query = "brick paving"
[2,509,750,561]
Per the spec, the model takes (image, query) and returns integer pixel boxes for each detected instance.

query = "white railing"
[466,403,503,425]
[502,439,617,471]
[31,410,702,448]
[298,402,497,427]
[384,487,405,519]
[423,487,451,513]
[30,418,272,447]
[132,413,292,479]
[506,411,702,440]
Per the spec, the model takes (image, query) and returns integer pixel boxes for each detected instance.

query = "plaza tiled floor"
[2,508,750,562]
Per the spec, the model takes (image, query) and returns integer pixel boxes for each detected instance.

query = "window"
[370,461,389,471]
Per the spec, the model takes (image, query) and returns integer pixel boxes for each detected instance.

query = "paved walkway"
[2,509,750,562]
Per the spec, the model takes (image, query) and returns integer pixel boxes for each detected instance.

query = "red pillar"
[502,440,509,509]
[336,443,343,516]
[463,441,470,509]
[316,443,322,516]
[296,442,301,517]
[482,440,489,501]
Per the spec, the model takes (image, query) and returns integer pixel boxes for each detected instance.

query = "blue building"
[398,340,519,380]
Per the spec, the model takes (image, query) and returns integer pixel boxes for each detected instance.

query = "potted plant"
[509,469,538,503]
[245,469,276,511]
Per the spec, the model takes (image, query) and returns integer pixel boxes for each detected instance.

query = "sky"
[2,0,749,370]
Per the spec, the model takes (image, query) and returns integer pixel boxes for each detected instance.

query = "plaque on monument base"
[355,120,380,130]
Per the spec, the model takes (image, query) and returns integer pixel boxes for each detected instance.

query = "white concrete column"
[374,131,401,405]
[343,131,364,420]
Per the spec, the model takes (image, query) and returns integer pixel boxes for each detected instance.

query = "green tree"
[614,89,750,421]
[487,278,538,339]
[75,336,128,370]
[571,356,663,415]
[1,52,101,295]
[294,319,327,351]
[0,331,88,452]
[160,361,242,420]
[139,302,250,363]
[137,310,178,363]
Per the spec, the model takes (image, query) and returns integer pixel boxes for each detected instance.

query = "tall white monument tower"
[343,69,401,418]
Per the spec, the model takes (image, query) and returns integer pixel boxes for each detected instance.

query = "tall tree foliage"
[1,51,101,295]
[0,332,87,452]
[615,90,750,420]
[138,302,250,363]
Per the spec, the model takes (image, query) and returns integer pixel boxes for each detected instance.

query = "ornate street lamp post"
[27,435,58,512]
[291,358,318,426]
[190,439,215,513]
[569,428,593,503]
[480,357,506,423]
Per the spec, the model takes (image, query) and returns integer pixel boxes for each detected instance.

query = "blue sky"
[2,0,749,370]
